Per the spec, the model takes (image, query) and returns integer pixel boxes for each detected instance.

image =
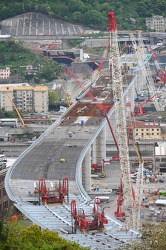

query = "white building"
[146,15,166,32]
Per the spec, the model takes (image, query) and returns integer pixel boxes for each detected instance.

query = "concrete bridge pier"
[91,139,97,164]
[83,147,91,192]
[95,126,107,165]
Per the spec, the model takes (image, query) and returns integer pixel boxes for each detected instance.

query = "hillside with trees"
[0,0,165,31]
[0,37,63,83]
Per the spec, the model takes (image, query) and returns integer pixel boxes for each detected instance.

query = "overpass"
[5,69,142,249]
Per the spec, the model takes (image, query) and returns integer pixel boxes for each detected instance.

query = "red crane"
[39,177,68,204]
[71,198,108,233]
[149,47,166,84]
[133,93,158,116]
[115,179,125,220]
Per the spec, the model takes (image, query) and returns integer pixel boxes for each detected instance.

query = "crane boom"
[6,92,25,128]
[108,12,135,229]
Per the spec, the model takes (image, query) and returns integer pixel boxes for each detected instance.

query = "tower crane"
[6,92,25,129]
[108,12,135,229]
[130,31,165,111]
[65,13,142,229]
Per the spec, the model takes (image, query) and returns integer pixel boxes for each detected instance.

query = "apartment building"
[0,67,10,79]
[146,15,166,32]
[133,121,162,140]
[0,85,48,113]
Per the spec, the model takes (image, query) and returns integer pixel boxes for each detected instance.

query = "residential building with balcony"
[133,121,162,140]
[146,15,166,32]
[0,85,48,113]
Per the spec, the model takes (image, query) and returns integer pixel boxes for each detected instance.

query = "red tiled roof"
[133,121,161,128]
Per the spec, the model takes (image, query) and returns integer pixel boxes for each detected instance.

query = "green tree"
[37,58,62,82]
[0,53,5,65]
[24,74,34,83]
[122,223,166,250]
[0,221,90,250]
[48,90,59,106]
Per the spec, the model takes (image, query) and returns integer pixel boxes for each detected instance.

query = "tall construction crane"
[108,12,135,229]
[6,92,25,129]
[130,31,165,111]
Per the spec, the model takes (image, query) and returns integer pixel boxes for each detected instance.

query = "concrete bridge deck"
[5,74,140,249]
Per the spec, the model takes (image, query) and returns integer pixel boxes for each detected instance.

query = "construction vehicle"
[61,84,71,107]
[59,77,71,107]
[39,177,68,204]
[133,93,158,116]
[71,198,108,233]
[48,116,53,125]
[6,92,25,129]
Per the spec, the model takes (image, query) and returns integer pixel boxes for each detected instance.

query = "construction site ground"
[89,161,166,224]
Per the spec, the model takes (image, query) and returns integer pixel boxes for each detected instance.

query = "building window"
[152,129,154,131]
[136,133,138,135]
[152,133,154,135]
[141,129,144,131]
[146,133,149,135]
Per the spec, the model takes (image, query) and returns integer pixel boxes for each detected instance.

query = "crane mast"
[6,92,25,128]
[108,12,134,229]
[132,143,144,229]
[130,31,165,111]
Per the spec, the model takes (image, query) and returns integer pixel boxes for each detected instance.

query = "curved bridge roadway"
[5,76,139,249]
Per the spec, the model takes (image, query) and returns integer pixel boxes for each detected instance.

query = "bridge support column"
[96,126,106,165]
[84,147,91,192]
[92,140,97,164]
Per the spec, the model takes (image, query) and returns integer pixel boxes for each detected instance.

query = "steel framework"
[108,12,135,229]
[130,31,165,111]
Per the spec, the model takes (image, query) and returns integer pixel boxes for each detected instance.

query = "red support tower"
[71,198,108,233]
[39,177,68,204]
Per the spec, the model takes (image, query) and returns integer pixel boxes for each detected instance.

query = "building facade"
[146,15,166,32]
[155,142,166,173]
[133,121,162,140]
[0,67,10,79]
[0,85,48,113]
[0,168,13,219]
